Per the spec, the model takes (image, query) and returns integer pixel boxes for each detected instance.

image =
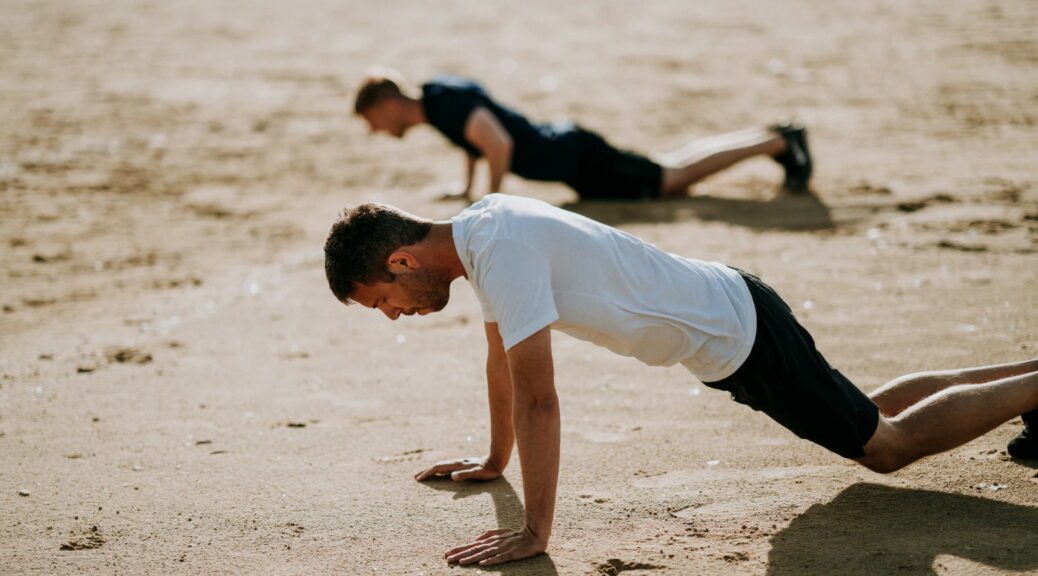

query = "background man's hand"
[414,456,502,482]
[444,527,547,566]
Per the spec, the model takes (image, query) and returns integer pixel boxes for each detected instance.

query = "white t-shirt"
[451,194,757,382]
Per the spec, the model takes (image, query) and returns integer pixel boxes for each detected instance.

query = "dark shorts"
[566,128,663,200]
[705,271,880,459]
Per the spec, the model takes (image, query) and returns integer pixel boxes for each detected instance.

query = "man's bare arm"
[445,326,559,566]
[462,153,478,202]
[507,326,559,546]
[484,322,516,470]
[414,322,513,481]
[464,106,513,195]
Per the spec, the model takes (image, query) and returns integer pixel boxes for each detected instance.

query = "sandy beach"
[2,1,1036,574]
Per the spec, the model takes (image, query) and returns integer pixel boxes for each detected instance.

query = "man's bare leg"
[857,371,1038,472]
[869,357,1038,417]
[658,127,786,196]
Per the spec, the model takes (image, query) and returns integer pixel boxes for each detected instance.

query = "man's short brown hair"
[324,203,432,304]
[353,68,409,115]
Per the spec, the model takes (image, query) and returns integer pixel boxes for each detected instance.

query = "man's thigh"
[707,271,880,459]
[569,128,662,200]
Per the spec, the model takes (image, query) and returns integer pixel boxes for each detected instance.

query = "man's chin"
[420,299,449,315]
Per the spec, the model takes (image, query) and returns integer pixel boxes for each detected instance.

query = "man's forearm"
[512,393,560,543]
[463,154,477,201]
[462,106,512,196]
[485,145,511,194]
[486,351,515,469]
[502,326,558,546]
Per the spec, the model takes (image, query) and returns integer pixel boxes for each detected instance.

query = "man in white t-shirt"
[323,194,1038,567]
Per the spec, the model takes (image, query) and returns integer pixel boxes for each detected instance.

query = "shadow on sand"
[766,483,1038,576]
[562,191,839,231]
[422,478,560,576]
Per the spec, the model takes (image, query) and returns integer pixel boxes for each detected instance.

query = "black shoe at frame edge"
[770,121,812,194]
[1007,410,1038,460]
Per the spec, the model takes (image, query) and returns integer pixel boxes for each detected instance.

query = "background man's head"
[324,203,434,306]
[353,67,416,138]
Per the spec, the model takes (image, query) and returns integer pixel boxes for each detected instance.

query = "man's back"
[450,194,756,381]
[421,75,581,183]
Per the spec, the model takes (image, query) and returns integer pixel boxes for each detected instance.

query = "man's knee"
[854,419,911,474]
[855,450,907,474]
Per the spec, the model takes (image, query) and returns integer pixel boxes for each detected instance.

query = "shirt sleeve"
[472,238,558,350]
[427,88,483,157]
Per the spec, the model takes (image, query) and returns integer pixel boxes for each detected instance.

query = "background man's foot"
[771,121,813,194]
[1007,410,1038,459]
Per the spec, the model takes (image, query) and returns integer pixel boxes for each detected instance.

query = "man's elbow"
[496,137,513,161]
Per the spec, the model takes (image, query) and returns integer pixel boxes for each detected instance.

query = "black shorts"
[566,128,663,200]
[705,271,880,459]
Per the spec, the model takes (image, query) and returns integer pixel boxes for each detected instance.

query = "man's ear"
[377,98,400,117]
[386,250,420,275]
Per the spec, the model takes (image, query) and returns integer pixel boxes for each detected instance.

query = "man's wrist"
[485,452,509,473]
[522,523,550,547]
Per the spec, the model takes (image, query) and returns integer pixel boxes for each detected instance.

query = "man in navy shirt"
[353,68,812,202]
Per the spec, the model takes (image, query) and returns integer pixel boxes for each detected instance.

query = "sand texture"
[2,0,1037,574]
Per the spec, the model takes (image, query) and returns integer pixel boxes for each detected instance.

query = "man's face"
[350,268,452,320]
[360,100,408,138]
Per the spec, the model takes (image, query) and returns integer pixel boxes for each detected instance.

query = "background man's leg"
[857,370,1038,472]
[658,127,785,195]
[869,357,1038,417]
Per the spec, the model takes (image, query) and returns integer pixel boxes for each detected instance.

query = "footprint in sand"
[896,193,956,213]
[594,558,664,575]
[60,526,104,551]
[104,346,153,365]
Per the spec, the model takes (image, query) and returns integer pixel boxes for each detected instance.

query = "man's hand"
[414,456,502,482]
[444,527,547,566]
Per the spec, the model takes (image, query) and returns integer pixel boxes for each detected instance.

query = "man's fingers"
[450,465,488,482]
[445,541,492,562]
[444,529,513,560]
[444,538,491,558]
[478,541,545,566]
[458,546,502,566]
[445,528,541,566]
[478,549,520,567]
[414,460,473,481]
[476,528,511,540]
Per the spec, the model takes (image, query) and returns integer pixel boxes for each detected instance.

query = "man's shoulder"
[463,194,543,217]
[422,75,487,99]
[456,195,565,246]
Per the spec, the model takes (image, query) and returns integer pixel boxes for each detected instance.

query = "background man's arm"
[462,153,478,203]
[464,106,513,195]
[445,326,559,566]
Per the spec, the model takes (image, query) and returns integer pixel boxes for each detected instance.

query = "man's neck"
[426,222,466,280]
[402,97,427,128]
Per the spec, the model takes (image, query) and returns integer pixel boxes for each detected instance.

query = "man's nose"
[380,305,401,320]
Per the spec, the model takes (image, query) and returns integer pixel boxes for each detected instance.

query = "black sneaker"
[770,121,813,194]
[1007,410,1038,460]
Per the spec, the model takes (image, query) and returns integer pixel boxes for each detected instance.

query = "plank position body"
[354,69,813,202]
[323,194,1038,567]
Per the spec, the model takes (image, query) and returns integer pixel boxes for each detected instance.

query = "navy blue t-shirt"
[421,75,581,183]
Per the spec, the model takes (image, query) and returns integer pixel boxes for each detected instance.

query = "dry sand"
[2,0,1037,574]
